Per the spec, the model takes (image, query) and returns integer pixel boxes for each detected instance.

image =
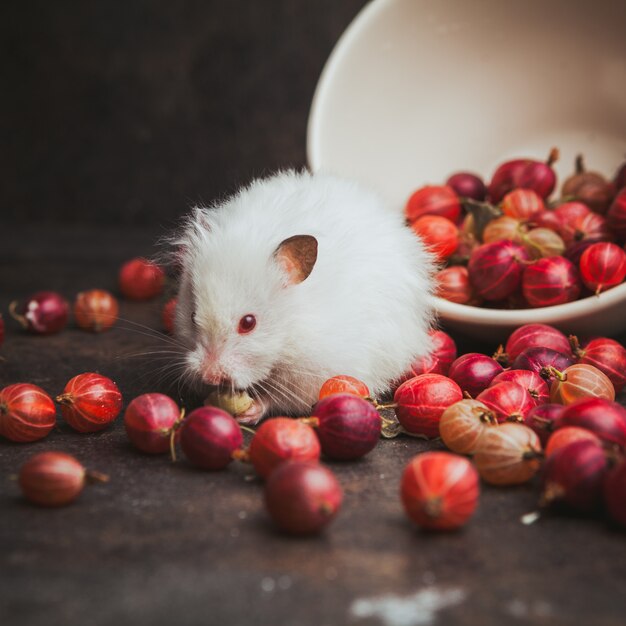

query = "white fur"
[173,170,435,419]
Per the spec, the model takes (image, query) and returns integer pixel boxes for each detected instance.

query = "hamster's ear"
[273,235,318,285]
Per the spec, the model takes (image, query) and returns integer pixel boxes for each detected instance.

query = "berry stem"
[85,470,110,484]
[8,301,27,329]
[547,147,560,167]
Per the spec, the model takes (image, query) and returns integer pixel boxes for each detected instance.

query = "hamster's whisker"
[112,316,187,349]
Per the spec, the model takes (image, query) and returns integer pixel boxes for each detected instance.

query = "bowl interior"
[307,0,626,210]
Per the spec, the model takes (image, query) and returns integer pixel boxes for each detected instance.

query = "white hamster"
[173,169,435,424]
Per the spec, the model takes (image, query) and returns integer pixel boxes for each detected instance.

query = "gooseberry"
[405,185,462,224]
[394,374,463,437]
[491,369,549,406]
[511,347,574,381]
[410,215,459,261]
[445,172,486,202]
[476,381,535,422]
[606,188,626,240]
[467,240,530,301]
[124,393,182,454]
[56,373,123,432]
[579,242,626,294]
[544,426,601,457]
[522,256,581,307]
[572,336,626,393]
[473,422,543,486]
[9,291,69,335]
[604,459,626,527]
[488,148,558,203]
[549,363,615,405]
[18,451,108,507]
[0,383,56,442]
[524,403,564,445]
[438,399,497,455]
[540,439,608,512]
[73,289,118,332]
[318,375,369,401]
[308,393,381,460]
[179,407,243,470]
[557,398,626,448]
[249,417,321,478]
[501,188,544,220]
[435,266,476,305]
[162,297,177,334]
[398,330,457,381]
[119,257,165,300]
[400,452,480,531]
[503,324,572,364]
[448,353,504,398]
[264,460,342,535]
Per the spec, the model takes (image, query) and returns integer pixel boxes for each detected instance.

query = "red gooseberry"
[179,407,243,470]
[524,403,564,445]
[511,347,574,381]
[500,188,544,220]
[467,240,530,301]
[397,330,457,382]
[400,452,480,531]
[488,148,558,203]
[410,215,459,261]
[162,297,177,334]
[502,323,572,364]
[249,417,321,478]
[522,256,581,307]
[9,291,70,335]
[572,336,626,393]
[579,242,626,294]
[56,373,123,432]
[548,364,615,405]
[318,375,370,401]
[491,369,549,406]
[540,439,608,513]
[405,185,462,224]
[124,393,182,454]
[476,382,535,422]
[18,451,108,507]
[445,172,486,202]
[439,399,497,455]
[308,393,381,460]
[119,258,165,300]
[264,460,342,535]
[556,397,626,448]
[606,188,626,240]
[394,374,463,438]
[0,383,56,442]
[544,426,601,457]
[74,289,119,332]
[435,266,477,305]
[557,207,612,247]
[447,353,503,398]
[604,459,626,527]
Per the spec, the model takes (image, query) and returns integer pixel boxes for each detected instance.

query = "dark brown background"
[2,2,626,626]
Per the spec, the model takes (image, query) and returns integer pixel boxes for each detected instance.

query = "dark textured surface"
[2,2,626,625]
[2,225,626,626]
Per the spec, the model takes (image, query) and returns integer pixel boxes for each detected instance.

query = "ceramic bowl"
[307,0,626,340]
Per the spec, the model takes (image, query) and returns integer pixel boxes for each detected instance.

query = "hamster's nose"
[202,371,232,387]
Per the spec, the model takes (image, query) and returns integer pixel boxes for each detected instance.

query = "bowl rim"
[307,0,394,174]
[430,280,626,328]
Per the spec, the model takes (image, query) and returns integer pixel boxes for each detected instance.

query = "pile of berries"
[405,151,626,308]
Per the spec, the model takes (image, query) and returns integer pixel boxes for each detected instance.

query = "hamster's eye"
[238,314,256,334]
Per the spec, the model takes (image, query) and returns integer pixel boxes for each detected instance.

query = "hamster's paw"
[235,396,269,426]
